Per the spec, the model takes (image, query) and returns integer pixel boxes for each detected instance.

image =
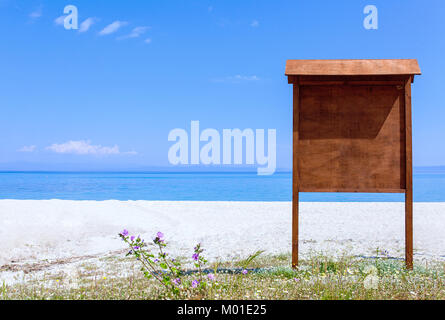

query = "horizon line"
[0,165,444,174]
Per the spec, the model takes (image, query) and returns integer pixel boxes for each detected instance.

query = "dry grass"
[1,253,444,300]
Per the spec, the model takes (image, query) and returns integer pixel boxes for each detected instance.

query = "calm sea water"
[0,170,444,202]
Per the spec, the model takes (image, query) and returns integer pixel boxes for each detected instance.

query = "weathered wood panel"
[298,85,406,192]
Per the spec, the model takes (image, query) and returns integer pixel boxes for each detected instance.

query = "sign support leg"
[405,78,413,270]
[292,83,300,268]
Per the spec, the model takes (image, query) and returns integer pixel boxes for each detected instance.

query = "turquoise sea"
[0,169,444,202]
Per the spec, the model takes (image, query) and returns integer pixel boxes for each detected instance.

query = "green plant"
[119,230,216,296]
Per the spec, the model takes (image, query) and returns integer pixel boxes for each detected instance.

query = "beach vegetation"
[1,233,444,300]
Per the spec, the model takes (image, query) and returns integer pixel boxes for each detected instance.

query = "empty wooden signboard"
[285,59,421,269]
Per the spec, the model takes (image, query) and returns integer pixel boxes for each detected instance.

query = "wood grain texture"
[285,59,421,76]
[298,85,406,191]
[404,77,414,270]
[292,83,299,268]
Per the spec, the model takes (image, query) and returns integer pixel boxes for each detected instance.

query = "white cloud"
[79,17,96,33]
[233,75,260,81]
[212,75,260,83]
[118,26,150,39]
[54,15,66,26]
[29,8,42,19]
[98,21,128,36]
[250,20,259,27]
[46,140,137,156]
[144,38,152,44]
[18,145,36,152]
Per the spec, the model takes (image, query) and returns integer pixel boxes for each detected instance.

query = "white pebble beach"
[1,200,444,284]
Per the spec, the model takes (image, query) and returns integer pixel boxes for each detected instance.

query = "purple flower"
[192,253,199,261]
[121,229,129,237]
[242,269,248,275]
[207,273,215,281]
[191,280,199,288]
[133,246,140,250]
[154,258,159,263]
[172,278,181,285]
[153,232,164,244]
[130,236,135,241]
[294,278,300,282]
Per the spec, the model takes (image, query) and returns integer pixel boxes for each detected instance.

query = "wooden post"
[292,83,299,268]
[405,77,413,270]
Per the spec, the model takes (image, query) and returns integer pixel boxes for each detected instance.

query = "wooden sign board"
[285,59,421,269]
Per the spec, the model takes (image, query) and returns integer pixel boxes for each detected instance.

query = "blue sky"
[0,0,444,171]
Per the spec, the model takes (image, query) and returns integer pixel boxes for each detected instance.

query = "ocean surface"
[0,170,444,202]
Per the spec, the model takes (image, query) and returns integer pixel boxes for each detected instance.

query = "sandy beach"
[0,200,444,283]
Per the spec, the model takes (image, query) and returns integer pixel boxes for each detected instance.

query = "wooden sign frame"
[285,59,421,269]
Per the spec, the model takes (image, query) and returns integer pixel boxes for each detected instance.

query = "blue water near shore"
[0,170,444,202]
